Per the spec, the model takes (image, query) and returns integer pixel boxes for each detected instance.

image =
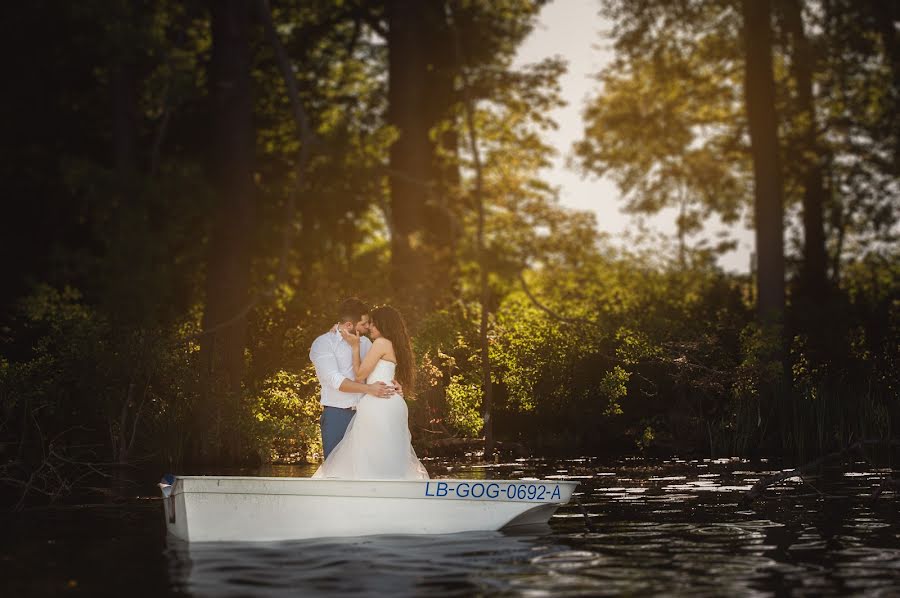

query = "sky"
[513,0,755,272]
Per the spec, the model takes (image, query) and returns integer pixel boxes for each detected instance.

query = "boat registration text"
[424,481,562,501]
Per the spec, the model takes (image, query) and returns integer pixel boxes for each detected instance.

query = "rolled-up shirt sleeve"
[310,338,347,390]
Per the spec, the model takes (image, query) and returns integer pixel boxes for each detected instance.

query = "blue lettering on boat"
[424,481,564,501]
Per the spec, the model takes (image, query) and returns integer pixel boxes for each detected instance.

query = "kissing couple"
[309,297,429,480]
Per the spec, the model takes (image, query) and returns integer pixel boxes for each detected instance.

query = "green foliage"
[444,376,484,437]
[0,284,202,472]
[246,367,322,463]
[411,306,484,437]
[734,322,785,400]
[615,327,662,366]
[429,246,757,453]
[637,424,656,452]
[599,366,631,416]
[492,290,600,412]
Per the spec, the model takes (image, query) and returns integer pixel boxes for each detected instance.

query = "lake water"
[3,457,899,596]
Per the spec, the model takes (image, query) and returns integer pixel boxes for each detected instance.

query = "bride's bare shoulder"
[372,337,393,350]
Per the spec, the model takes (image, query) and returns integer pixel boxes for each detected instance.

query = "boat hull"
[160,476,578,542]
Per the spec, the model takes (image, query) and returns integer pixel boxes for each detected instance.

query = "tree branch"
[517,271,585,325]
[742,438,900,504]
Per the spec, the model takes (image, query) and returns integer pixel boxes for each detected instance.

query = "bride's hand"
[339,327,360,348]
[391,379,403,397]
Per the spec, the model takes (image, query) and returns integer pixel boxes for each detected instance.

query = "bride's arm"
[353,338,390,382]
[341,330,390,381]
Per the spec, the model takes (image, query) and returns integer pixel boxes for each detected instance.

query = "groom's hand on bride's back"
[365,380,402,399]
[367,381,394,398]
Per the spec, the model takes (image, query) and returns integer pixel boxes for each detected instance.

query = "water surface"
[4,458,899,596]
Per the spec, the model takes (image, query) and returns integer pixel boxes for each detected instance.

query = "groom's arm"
[338,378,390,395]
[310,340,393,397]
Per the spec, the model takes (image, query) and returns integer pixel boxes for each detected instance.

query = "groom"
[309,297,399,458]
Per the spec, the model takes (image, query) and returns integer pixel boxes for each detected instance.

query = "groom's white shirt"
[309,329,372,409]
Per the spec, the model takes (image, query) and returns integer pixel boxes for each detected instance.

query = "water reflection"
[166,528,579,597]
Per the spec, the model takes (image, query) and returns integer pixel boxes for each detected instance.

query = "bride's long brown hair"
[370,305,415,394]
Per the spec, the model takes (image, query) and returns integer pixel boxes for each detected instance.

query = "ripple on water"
[689,523,766,541]
[788,540,828,551]
[851,522,892,532]
[672,551,780,575]
[836,546,900,562]
[731,519,785,529]
[651,493,700,502]
[662,484,752,494]
[506,572,619,597]
[530,550,604,569]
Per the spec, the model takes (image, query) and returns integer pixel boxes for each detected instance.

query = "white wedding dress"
[312,359,429,480]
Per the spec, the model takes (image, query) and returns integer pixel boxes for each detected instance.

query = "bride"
[312,305,429,480]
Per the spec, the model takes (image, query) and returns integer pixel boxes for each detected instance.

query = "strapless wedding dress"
[312,359,429,480]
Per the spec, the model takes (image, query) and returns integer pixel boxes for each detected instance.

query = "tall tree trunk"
[421,6,460,305]
[742,0,785,325]
[386,0,430,319]
[385,0,458,321]
[743,0,788,454]
[782,0,828,297]
[197,0,256,465]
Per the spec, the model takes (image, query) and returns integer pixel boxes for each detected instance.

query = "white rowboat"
[160,475,578,542]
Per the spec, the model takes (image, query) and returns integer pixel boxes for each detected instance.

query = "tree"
[197,0,257,464]
[384,0,456,318]
[778,0,827,299]
[364,0,551,322]
[815,0,899,281]
[742,0,785,324]
[575,24,748,265]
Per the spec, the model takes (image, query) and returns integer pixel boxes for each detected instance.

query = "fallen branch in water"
[742,438,899,504]
[871,478,900,501]
[572,494,596,533]
[0,412,110,511]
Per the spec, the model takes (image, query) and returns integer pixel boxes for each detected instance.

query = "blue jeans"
[320,406,355,459]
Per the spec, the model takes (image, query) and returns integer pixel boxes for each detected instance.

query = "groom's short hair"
[337,297,369,324]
